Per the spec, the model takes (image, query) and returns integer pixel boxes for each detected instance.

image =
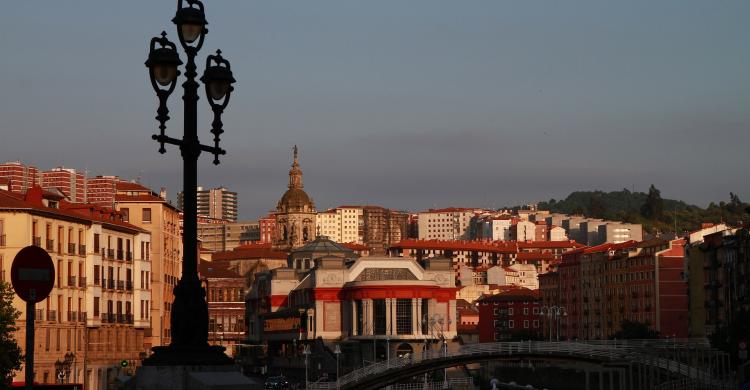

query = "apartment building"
[178,186,238,222]
[40,167,87,204]
[0,161,39,193]
[114,182,182,349]
[418,207,477,240]
[0,187,150,390]
[86,176,120,208]
[197,219,260,252]
[554,239,688,340]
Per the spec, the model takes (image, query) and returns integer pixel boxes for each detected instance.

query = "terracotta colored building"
[200,260,246,356]
[41,167,87,204]
[477,287,542,342]
[0,161,39,193]
[554,239,689,340]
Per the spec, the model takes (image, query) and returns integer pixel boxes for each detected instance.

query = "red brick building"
[200,260,246,356]
[0,161,39,193]
[41,167,86,203]
[477,287,542,342]
[553,239,689,340]
[258,214,276,244]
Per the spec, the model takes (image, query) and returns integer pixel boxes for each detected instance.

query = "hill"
[536,186,749,234]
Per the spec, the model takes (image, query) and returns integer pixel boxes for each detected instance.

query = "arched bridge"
[308,340,734,390]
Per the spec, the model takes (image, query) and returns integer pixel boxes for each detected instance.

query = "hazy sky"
[1,1,748,219]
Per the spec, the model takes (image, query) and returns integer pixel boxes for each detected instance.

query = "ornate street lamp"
[144,0,235,366]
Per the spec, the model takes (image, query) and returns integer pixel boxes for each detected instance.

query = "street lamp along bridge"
[142,0,235,366]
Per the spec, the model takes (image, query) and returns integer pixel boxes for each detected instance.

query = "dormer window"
[47,200,59,209]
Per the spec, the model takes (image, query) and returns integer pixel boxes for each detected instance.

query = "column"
[412,298,420,336]
[352,301,358,336]
[365,299,373,335]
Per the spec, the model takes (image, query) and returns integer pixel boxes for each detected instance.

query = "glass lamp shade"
[207,80,231,100]
[180,23,203,43]
[153,65,178,86]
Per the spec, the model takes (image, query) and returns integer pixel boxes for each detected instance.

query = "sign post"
[11,246,55,390]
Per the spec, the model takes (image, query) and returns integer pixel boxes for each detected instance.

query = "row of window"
[494,319,540,329]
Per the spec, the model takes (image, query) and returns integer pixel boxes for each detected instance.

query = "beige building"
[198,219,260,252]
[316,206,363,244]
[114,182,182,349]
[417,207,477,240]
[1,187,150,390]
[486,263,539,290]
[548,226,568,241]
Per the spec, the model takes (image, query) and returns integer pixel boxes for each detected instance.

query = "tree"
[0,282,23,387]
[611,319,659,339]
[640,185,664,219]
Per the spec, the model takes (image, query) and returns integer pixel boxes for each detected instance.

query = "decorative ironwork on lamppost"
[143,0,235,365]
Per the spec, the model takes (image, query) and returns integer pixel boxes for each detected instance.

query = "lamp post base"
[143,345,234,366]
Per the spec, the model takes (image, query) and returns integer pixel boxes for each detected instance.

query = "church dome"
[277,188,314,212]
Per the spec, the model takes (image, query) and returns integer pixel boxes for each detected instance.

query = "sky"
[1,1,749,220]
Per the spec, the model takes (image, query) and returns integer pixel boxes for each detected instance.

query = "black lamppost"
[143,0,235,365]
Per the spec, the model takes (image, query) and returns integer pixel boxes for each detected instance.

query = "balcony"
[78,277,87,288]
[33,236,41,246]
[68,311,77,322]
[68,276,76,287]
[117,250,124,260]
[46,239,55,251]
[117,280,125,290]
[80,312,87,322]
[102,313,115,323]
[68,243,76,255]
[126,314,134,324]
[79,244,86,256]
[35,309,44,319]
[107,249,115,260]
[117,313,125,323]
[126,281,133,291]
[126,251,132,261]
[48,310,57,322]
[108,279,115,289]
[0,234,5,246]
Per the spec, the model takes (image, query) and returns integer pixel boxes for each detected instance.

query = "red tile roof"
[477,287,540,302]
[212,244,287,261]
[199,260,243,278]
[391,239,518,253]
[115,181,153,192]
[422,207,478,213]
[517,240,584,249]
[342,242,369,251]
[0,188,146,233]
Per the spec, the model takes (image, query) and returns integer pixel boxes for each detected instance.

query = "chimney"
[160,187,167,200]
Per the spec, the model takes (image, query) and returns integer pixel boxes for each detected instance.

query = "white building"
[511,220,535,242]
[486,263,538,290]
[548,226,568,241]
[418,207,477,240]
[491,217,513,241]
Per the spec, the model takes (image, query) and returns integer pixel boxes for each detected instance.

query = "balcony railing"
[117,313,125,323]
[108,279,115,289]
[80,312,87,322]
[68,311,77,322]
[79,244,86,256]
[126,251,132,261]
[33,236,41,246]
[68,243,76,255]
[68,276,76,287]
[126,314,134,324]
[117,250,124,260]
[79,277,87,288]
[107,249,115,259]
[0,234,5,246]
[126,281,133,291]
[46,239,55,251]
[117,280,125,290]
[48,310,57,322]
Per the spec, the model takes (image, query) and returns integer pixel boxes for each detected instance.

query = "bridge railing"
[311,340,730,390]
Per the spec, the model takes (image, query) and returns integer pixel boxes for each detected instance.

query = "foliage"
[538,187,750,234]
[610,319,660,339]
[0,282,23,387]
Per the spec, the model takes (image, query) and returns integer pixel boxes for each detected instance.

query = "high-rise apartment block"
[41,167,87,203]
[86,175,120,208]
[178,186,238,222]
[0,161,39,193]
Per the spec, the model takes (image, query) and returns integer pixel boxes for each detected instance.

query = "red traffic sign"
[11,246,55,303]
